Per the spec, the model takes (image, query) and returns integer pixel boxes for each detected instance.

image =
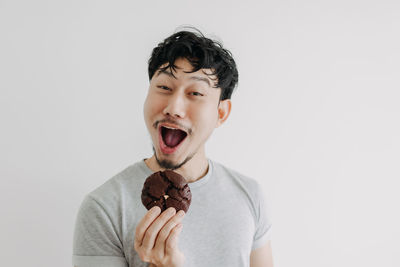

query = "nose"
[163,92,186,118]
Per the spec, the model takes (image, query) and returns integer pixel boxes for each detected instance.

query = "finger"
[134,206,161,249]
[165,223,183,255]
[154,210,185,252]
[141,207,176,250]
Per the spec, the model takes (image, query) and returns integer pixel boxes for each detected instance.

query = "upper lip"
[158,122,189,135]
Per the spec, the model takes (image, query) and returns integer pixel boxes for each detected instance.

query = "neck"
[144,149,209,183]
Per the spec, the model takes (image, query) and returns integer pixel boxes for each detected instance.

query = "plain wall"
[1,0,399,266]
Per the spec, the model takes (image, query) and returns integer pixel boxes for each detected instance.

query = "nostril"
[163,109,183,118]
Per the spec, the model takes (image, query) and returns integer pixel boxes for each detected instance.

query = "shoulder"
[85,160,150,210]
[210,160,266,213]
[210,159,262,193]
[210,159,270,223]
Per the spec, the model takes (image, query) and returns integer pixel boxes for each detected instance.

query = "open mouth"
[160,125,188,149]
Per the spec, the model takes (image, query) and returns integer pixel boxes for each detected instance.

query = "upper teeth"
[163,126,178,130]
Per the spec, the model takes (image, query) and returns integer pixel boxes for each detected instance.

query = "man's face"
[143,58,230,169]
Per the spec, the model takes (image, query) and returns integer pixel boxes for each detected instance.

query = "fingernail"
[150,206,161,214]
[167,207,176,215]
[177,210,185,217]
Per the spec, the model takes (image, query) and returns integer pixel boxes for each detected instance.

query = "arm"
[72,196,128,267]
[250,240,274,267]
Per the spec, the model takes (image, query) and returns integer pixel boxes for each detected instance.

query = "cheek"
[144,94,162,118]
[143,95,157,129]
[143,96,151,122]
[194,106,219,135]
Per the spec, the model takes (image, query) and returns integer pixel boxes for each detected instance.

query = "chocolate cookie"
[141,170,192,213]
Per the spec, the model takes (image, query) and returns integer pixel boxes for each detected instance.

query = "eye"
[157,85,171,91]
[190,92,204,96]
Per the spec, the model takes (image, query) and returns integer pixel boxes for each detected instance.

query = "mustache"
[153,118,192,135]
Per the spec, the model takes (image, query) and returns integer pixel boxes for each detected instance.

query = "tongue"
[163,128,186,148]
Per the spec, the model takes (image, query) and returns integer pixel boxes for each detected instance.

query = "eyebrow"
[190,76,211,87]
[157,69,212,87]
[157,69,175,78]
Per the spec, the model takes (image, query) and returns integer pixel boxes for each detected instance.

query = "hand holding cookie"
[135,170,191,266]
[134,206,185,267]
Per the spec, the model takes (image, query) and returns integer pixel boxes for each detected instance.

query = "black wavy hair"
[148,28,238,100]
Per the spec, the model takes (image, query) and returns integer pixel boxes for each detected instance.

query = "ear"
[216,99,232,128]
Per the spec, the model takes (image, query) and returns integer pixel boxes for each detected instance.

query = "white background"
[1,0,399,266]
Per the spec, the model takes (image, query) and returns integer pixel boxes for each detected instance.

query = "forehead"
[154,58,217,87]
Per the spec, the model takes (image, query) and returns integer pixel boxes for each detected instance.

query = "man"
[73,29,273,267]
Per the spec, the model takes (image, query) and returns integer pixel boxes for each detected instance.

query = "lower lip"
[158,128,186,155]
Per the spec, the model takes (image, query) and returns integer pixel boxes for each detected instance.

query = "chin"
[154,147,193,170]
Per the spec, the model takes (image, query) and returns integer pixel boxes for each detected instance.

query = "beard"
[153,146,194,170]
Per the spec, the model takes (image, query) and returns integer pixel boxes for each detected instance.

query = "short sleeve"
[72,195,128,267]
[252,184,273,250]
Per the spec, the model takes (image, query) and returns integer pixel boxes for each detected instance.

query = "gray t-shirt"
[73,159,272,267]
